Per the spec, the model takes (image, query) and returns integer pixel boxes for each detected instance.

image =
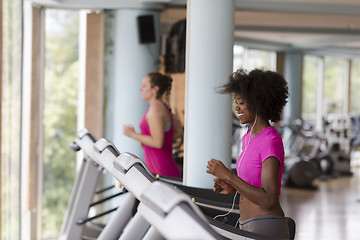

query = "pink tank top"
[236,126,284,196]
[139,102,181,178]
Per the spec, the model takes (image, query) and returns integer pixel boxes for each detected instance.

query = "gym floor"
[280,152,360,240]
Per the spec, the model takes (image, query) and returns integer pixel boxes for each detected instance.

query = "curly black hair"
[218,68,289,122]
[147,72,173,99]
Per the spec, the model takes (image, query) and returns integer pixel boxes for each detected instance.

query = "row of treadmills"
[59,129,295,240]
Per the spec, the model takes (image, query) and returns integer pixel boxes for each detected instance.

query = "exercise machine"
[63,128,296,239]
[59,130,134,240]
[90,129,296,239]
[322,115,352,176]
[280,119,319,188]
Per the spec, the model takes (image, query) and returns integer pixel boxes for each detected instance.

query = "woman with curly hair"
[206,68,290,239]
[123,72,181,178]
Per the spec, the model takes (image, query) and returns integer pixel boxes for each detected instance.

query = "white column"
[282,52,303,154]
[108,9,161,159]
[283,52,303,123]
[184,0,235,188]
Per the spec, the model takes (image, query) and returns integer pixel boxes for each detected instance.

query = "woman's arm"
[207,157,280,211]
[123,103,167,149]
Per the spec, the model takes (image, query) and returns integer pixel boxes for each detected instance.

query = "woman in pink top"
[207,69,290,239]
[123,72,181,178]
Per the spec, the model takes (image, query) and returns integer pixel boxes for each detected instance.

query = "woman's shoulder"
[261,126,282,141]
[263,126,279,134]
[149,101,169,115]
[155,101,170,111]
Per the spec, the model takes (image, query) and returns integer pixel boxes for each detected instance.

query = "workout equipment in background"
[350,114,360,148]
[64,128,295,240]
[321,115,352,176]
[281,115,353,189]
[281,119,320,188]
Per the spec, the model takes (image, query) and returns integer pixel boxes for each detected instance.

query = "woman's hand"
[206,158,232,180]
[213,178,235,194]
[207,159,236,194]
[123,124,135,138]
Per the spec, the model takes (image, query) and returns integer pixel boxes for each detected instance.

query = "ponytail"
[148,72,173,99]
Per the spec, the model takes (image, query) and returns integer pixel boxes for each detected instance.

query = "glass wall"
[350,60,360,114]
[302,55,318,121]
[233,45,244,71]
[1,0,23,239]
[302,55,359,120]
[42,9,79,238]
[233,45,276,72]
[323,56,345,115]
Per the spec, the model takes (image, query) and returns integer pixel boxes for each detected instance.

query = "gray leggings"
[239,215,290,239]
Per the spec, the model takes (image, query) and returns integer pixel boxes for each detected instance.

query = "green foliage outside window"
[323,56,345,115]
[42,10,79,238]
[233,45,275,72]
[350,60,360,114]
[1,0,22,239]
[246,49,275,71]
[302,55,359,119]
